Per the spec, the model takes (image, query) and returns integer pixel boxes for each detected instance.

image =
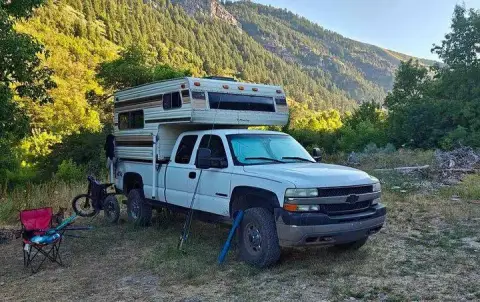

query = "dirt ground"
[1,187,480,301]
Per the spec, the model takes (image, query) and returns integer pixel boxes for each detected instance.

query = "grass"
[0,181,85,225]
[1,153,480,300]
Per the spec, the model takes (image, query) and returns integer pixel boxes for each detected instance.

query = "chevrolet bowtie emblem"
[346,194,359,204]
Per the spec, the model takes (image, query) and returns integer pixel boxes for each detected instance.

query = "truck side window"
[175,135,198,164]
[198,135,227,167]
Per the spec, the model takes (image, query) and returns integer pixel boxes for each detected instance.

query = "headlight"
[285,188,318,198]
[373,182,381,192]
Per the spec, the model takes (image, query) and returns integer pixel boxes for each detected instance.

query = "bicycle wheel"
[72,194,97,217]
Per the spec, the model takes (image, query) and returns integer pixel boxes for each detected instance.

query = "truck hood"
[243,163,375,187]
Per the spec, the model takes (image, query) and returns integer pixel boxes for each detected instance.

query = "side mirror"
[312,148,322,162]
[196,148,212,169]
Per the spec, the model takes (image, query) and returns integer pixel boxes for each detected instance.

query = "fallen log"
[374,165,430,173]
[444,168,477,173]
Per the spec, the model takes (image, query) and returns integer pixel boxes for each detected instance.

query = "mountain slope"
[225,1,435,102]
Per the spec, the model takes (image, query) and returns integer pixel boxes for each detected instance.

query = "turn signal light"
[283,204,298,212]
[238,86,245,90]
[181,84,186,89]
[283,204,320,212]
[276,89,283,94]
[252,88,259,92]
[194,82,201,86]
[223,84,229,89]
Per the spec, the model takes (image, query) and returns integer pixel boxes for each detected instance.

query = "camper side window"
[163,92,182,110]
[175,135,198,164]
[118,110,144,130]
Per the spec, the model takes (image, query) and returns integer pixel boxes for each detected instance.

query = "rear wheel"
[332,237,368,251]
[127,189,152,226]
[72,194,97,217]
[238,207,281,268]
[103,195,120,224]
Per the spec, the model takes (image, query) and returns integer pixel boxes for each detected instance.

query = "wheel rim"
[130,198,140,220]
[244,222,262,255]
[104,201,115,219]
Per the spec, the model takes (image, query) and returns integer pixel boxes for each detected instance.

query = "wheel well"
[123,172,143,195]
[229,186,280,217]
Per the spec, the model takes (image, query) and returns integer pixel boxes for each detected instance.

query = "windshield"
[227,134,314,165]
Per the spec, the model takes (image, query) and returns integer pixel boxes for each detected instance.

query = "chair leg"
[23,243,27,267]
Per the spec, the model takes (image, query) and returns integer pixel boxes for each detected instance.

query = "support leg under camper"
[151,135,158,199]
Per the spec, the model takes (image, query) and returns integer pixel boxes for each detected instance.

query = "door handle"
[189,172,197,179]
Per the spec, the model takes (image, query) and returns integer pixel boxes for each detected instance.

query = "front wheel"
[72,194,97,217]
[238,207,281,268]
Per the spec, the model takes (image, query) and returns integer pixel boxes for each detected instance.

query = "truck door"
[165,135,199,208]
[193,135,232,216]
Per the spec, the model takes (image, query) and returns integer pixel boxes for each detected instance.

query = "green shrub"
[38,128,108,180]
[54,159,86,183]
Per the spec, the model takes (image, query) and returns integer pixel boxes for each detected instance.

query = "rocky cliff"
[171,0,240,28]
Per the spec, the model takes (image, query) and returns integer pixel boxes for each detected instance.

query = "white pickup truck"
[115,129,386,267]
[111,77,386,267]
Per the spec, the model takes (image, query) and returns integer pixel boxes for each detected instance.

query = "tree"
[0,0,55,189]
[432,5,480,68]
[385,5,480,149]
[96,46,191,91]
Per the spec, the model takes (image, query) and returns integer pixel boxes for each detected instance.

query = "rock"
[347,151,360,166]
[391,186,401,190]
[171,0,241,28]
[461,237,480,250]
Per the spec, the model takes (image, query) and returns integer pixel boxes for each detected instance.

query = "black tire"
[72,194,97,217]
[238,207,281,268]
[332,237,369,251]
[103,195,120,224]
[127,189,152,226]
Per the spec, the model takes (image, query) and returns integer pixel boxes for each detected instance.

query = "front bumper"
[275,203,386,247]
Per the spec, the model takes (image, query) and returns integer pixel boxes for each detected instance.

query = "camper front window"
[208,92,275,112]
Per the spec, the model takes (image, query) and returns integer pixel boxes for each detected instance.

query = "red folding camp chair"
[20,207,64,273]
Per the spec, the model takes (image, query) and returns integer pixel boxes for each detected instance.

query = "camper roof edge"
[114,77,285,103]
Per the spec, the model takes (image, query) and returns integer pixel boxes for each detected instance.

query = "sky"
[248,0,480,61]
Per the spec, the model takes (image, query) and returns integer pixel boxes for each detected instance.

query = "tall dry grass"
[0,181,86,225]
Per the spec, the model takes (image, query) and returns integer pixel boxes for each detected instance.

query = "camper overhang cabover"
[113,77,289,161]
[113,77,289,129]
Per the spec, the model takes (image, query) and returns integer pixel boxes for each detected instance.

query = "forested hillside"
[13,0,433,158]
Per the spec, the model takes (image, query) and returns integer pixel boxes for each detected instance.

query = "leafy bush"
[54,159,86,183]
[38,128,108,180]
